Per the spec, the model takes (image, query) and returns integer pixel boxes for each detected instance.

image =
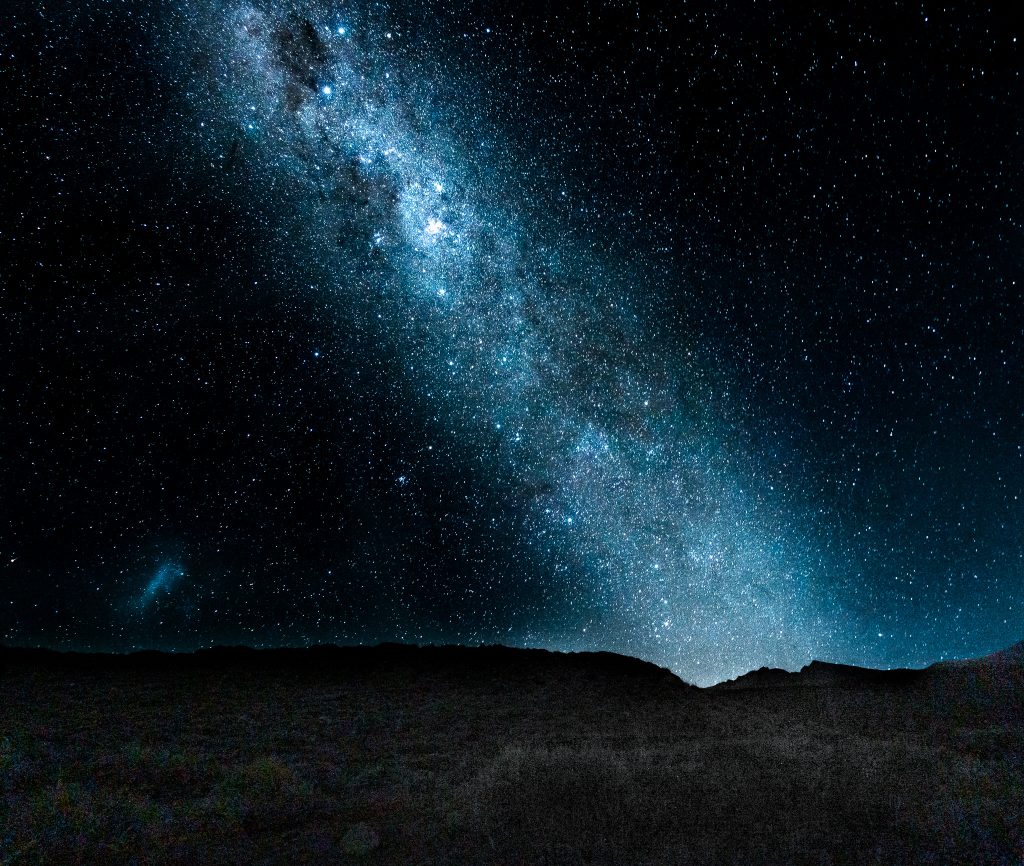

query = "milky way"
[145,0,845,684]
[4,0,1022,684]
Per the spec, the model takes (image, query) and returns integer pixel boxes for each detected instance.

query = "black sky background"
[2,0,1022,680]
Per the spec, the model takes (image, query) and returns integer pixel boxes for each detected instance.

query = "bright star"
[321,85,332,96]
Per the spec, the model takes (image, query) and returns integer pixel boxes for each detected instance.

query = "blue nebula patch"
[138,560,186,610]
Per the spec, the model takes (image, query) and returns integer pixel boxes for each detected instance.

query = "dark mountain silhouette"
[715,659,929,690]
[0,642,687,695]
[3,640,1023,865]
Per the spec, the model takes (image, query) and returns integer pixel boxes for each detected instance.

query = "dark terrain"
[2,641,1023,865]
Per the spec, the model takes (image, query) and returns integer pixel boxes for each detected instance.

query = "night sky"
[2,0,1022,685]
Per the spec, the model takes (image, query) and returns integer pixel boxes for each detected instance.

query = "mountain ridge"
[3,638,1023,689]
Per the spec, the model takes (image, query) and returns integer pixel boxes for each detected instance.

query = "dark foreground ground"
[2,642,1023,866]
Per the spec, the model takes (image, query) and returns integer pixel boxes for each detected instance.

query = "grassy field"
[1,643,1023,865]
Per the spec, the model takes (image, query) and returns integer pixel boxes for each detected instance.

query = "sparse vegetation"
[1,644,1022,865]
